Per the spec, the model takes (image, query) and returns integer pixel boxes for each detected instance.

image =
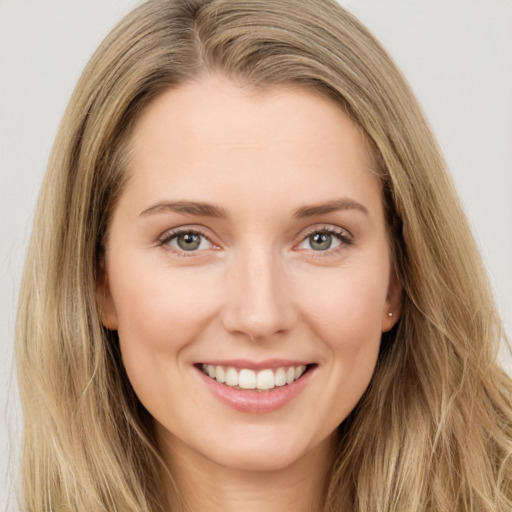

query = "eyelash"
[158,227,215,257]
[157,225,353,256]
[297,226,353,255]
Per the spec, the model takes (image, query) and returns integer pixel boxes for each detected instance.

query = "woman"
[15,0,512,511]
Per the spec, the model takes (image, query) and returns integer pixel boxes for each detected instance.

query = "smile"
[200,364,308,391]
[196,361,315,413]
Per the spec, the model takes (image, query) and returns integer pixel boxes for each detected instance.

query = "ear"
[96,258,118,330]
[382,268,402,333]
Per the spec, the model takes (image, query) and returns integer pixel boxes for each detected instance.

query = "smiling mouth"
[198,363,313,391]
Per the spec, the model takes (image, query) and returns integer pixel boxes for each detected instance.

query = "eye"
[297,228,351,252]
[162,230,213,252]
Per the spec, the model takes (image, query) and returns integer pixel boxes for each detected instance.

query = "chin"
[195,425,335,474]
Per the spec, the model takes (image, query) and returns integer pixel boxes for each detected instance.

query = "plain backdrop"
[1,0,511,508]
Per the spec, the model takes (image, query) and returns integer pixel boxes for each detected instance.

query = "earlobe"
[382,270,403,333]
[96,259,118,330]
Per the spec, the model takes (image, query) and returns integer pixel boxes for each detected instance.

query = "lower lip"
[196,366,314,414]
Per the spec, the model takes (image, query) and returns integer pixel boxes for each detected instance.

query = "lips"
[195,361,315,413]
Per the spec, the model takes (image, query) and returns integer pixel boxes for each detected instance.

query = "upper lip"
[195,359,313,371]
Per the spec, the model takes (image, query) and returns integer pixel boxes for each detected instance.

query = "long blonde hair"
[16,0,512,510]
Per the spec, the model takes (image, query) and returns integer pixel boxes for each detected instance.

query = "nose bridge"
[222,242,295,339]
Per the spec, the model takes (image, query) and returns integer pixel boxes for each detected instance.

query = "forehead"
[120,75,382,221]
[129,76,373,158]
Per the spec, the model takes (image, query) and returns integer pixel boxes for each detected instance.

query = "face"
[98,76,401,473]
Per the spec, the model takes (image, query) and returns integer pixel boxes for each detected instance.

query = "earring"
[388,312,393,317]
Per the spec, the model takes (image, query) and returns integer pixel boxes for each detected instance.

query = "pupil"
[178,233,201,251]
[310,233,331,251]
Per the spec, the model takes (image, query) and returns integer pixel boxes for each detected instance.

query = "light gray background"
[1,1,511,508]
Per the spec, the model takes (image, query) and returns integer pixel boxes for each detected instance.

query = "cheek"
[109,260,224,415]
[295,267,387,427]
[295,263,389,346]
[110,257,223,355]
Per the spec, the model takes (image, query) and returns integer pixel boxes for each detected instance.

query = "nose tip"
[221,252,296,340]
[232,310,288,341]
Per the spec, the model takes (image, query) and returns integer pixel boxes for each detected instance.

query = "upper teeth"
[201,364,307,390]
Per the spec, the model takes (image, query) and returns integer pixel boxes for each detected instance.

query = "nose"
[221,245,297,340]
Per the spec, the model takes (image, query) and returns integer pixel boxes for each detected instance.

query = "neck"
[160,433,336,512]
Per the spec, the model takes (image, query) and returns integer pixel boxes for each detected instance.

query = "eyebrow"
[140,200,227,218]
[293,198,368,218]
[139,197,368,219]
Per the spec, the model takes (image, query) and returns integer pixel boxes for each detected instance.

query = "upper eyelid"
[292,232,352,265]
[299,224,352,240]
[294,225,353,253]
[158,228,217,257]
[158,225,214,243]
[156,223,352,247]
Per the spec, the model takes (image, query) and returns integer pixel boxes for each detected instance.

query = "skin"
[98,75,401,512]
